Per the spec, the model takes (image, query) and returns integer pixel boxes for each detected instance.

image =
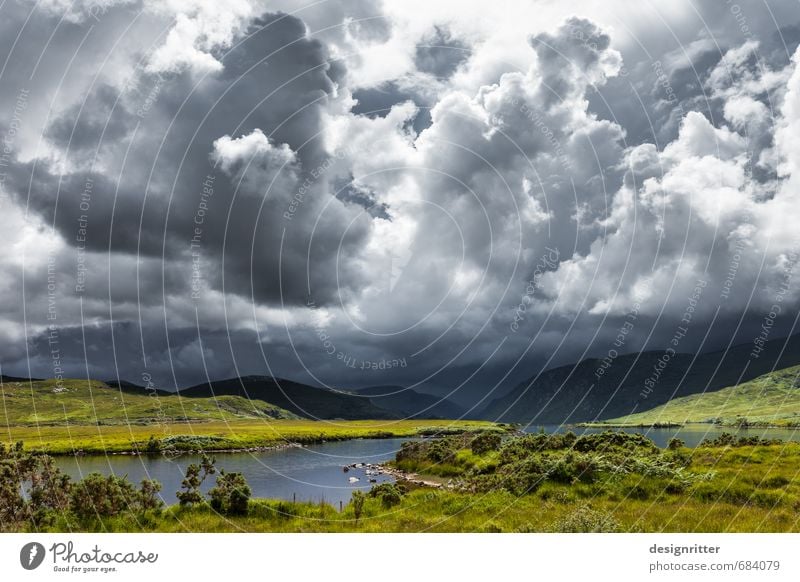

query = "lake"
[52,424,800,507]
[52,438,404,508]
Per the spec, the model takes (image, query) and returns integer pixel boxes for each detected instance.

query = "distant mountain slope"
[607,365,800,427]
[350,386,466,419]
[105,379,172,397]
[180,376,399,420]
[0,375,41,383]
[0,378,299,426]
[480,334,800,424]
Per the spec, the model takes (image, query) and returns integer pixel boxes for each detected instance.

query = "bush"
[0,442,72,530]
[176,455,216,506]
[667,438,685,450]
[368,483,406,508]
[70,473,138,520]
[350,491,366,525]
[138,479,163,512]
[208,471,251,515]
[471,433,502,455]
[145,435,162,454]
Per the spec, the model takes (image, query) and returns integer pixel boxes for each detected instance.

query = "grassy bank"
[0,419,501,455]
[604,365,800,428]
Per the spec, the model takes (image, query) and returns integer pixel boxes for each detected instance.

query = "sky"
[1,0,800,403]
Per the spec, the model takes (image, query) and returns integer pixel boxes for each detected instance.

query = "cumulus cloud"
[2,0,800,403]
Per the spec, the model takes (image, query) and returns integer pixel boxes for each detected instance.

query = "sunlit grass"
[0,419,499,455]
[605,365,800,427]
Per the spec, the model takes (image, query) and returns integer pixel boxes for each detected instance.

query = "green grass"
[605,365,800,427]
[0,378,299,426]
[0,419,501,455]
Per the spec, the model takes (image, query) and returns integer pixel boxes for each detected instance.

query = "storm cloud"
[1,0,800,408]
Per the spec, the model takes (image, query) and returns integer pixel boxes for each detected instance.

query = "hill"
[605,365,800,427]
[0,378,298,426]
[479,334,800,424]
[179,376,398,420]
[349,386,466,419]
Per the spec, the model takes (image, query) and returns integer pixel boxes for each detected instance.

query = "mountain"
[179,376,399,420]
[0,375,41,383]
[479,334,800,424]
[607,364,800,427]
[0,378,299,426]
[105,379,172,396]
[349,386,466,419]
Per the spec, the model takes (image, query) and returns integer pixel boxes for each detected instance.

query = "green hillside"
[0,378,299,426]
[606,365,800,427]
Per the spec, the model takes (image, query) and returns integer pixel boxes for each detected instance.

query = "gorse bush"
[350,490,366,524]
[470,432,502,455]
[209,471,251,515]
[368,482,407,508]
[0,442,71,530]
[70,473,138,519]
[177,454,216,506]
[69,474,166,520]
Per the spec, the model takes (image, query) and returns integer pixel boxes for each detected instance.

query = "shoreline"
[578,421,800,429]
[377,464,448,489]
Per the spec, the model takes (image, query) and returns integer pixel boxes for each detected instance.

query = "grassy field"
[0,378,299,425]
[0,419,500,455]
[22,432,800,533]
[604,365,800,427]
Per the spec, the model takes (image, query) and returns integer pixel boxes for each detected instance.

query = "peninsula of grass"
[0,419,501,455]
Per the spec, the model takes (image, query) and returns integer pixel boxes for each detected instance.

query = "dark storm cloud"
[9,11,371,306]
[414,25,470,79]
[44,85,135,153]
[15,321,273,389]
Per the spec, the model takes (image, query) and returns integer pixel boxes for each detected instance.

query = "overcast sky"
[1,0,800,401]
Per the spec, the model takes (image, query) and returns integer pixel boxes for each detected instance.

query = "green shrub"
[208,471,251,515]
[350,491,366,525]
[176,454,216,506]
[0,442,72,530]
[138,479,163,512]
[70,473,138,519]
[667,438,685,450]
[368,483,406,508]
[470,433,502,455]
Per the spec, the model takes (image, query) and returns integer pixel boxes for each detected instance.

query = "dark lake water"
[52,424,800,507]
[525,424,800,448]
[52,438,404,508]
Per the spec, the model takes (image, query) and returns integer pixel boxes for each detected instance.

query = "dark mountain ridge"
[179,375,400,420]
[479,333,800,424]
[349,385,466,419]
